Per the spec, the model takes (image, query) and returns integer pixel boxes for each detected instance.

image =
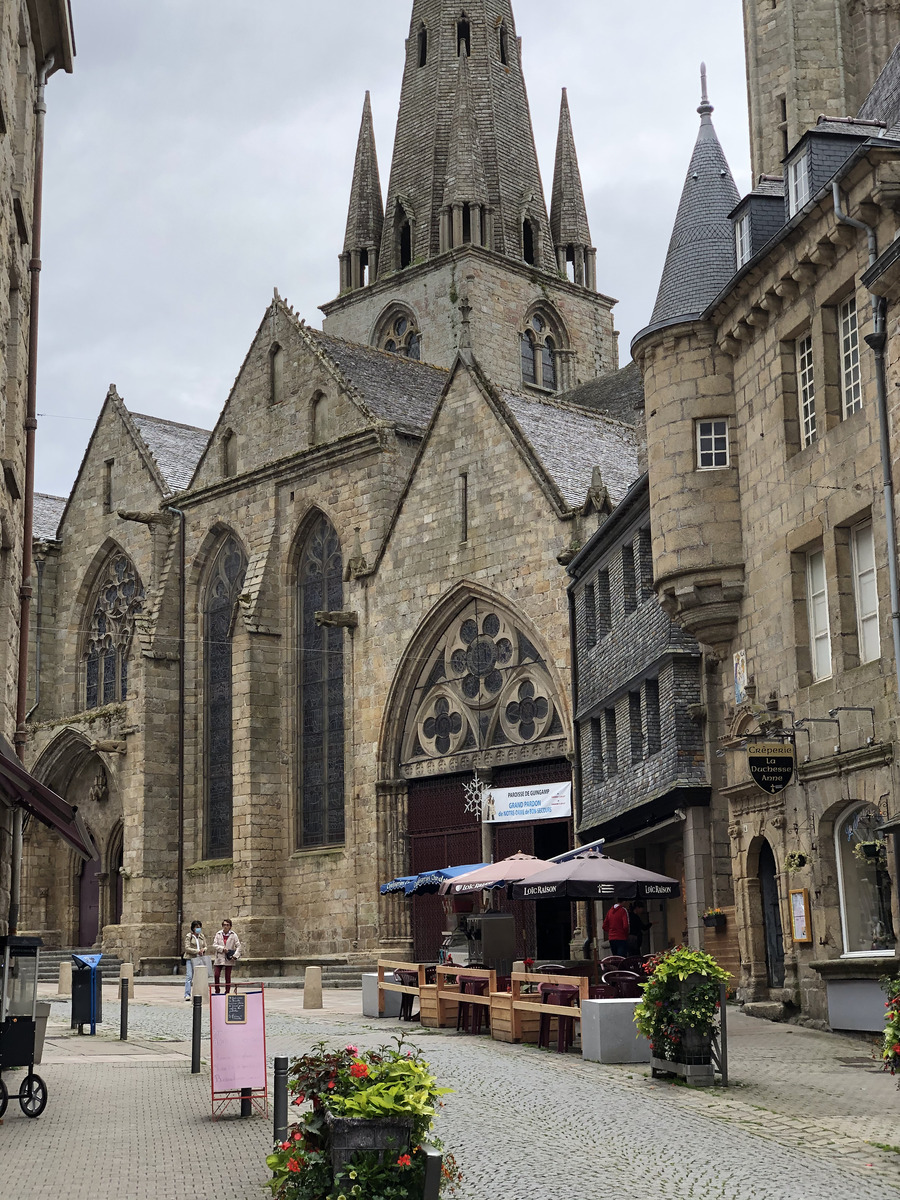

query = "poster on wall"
[734,649,748,706]
[210,987,266,1106]
[483,781,572,824]
[789,888,812,943]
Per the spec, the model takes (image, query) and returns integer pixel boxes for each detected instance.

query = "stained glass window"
[205,536,248,860]
[298,515,345,847]
[83,555,144,710]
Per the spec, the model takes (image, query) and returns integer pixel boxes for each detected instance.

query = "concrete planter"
[581,998,650,1064]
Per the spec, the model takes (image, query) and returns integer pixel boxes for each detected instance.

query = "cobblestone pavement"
[0,985,896,1200]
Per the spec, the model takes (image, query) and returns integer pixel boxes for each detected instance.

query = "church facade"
[19,1,641,969]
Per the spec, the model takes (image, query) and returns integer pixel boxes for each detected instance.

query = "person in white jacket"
[182,920,207,1001]
[212,919,242,994]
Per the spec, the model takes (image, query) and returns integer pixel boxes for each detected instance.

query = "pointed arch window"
[84,553,144,710]
[298,514,345,847]
[204,536,248,859]
[520,313,560,392]
[499,23,509,65]
[522,219,535,265]
[417,24,428,68]
[270,343,284,405]
[457,17,471,56]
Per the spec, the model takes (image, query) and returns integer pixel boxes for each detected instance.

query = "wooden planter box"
[419,983,458,1028]
[490,992,540,1043]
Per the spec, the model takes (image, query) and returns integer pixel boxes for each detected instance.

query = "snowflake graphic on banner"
[463,771,489,817]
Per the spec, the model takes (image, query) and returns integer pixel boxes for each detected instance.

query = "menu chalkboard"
[226,994,246,1024]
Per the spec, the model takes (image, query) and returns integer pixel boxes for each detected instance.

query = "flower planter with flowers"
[881,976,900,1084]
[634,947,731,1087]
[266,1039,462,1199]
[702,909,726,929]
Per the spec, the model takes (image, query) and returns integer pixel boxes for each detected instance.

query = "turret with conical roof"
[650,67,739,329]
[632,68,745,653]
[550,89,596,290]
[340,92,384,293]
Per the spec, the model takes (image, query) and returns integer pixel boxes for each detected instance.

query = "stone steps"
[37,949,124,982]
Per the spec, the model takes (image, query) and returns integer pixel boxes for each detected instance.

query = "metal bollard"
[119,977,129,1041]
[191,995,202,1073]
[240,1086,252,1117]
[273,1056,289,1145]
[422,1145,443,1199]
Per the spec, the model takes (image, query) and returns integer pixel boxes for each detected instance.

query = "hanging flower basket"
[702,910,726,929]
[853,840,887,865]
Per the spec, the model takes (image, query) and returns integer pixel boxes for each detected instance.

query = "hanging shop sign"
[483,781,572,824]
[747,741,795,794]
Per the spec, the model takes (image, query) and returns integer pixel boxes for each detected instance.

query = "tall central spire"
[377,1,552,273]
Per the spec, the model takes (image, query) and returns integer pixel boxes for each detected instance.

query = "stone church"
[19,1,642,970]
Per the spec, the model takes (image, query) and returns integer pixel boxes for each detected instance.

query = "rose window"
[448,612,513,702]
[382,314,422,360]
[504,681,549,741]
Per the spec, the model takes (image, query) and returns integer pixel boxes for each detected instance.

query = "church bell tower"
[320,0,618,394]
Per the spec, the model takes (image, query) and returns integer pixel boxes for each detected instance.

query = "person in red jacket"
[602,900,630,956]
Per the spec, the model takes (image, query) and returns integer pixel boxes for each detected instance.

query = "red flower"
[291,1095,304,1106]
[893,1043,900,1054]
[280,1141,290,1150]
[523,957,534,967]
[287,1160,301,1174]
[327,1081,336,1089]
[293,1131,302,1141]
[397,1154,412,1167]
[350,1062,369,1078]
[345,1044,359,1055]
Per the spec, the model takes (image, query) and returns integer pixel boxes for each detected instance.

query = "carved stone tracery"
[402,601,562,774]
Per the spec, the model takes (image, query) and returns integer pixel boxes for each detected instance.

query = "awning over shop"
[0,739,96,861]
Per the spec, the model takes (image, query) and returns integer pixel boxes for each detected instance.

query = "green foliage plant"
[265,1038,459,1200]
[880,975,900,1082]
[633,946,731,1063]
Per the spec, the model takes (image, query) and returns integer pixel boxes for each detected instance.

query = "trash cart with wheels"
[0,936,48,1118]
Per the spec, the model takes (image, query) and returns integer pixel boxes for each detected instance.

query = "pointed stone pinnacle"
[698,62,713,121]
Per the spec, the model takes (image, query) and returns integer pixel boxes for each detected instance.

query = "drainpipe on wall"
[167,507,186,958]
[24,557,44,723]
[9,55,55,935]
[832,182,900,707]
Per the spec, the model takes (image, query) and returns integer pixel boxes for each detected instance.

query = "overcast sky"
[35,1,750,497]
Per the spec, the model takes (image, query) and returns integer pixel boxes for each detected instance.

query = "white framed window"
[788,150,811,216]
[696,418,729,469]
[735,213,751,268]
[834,803,896,956]
[806,549,831,680]
[851,521,879,663]
[796,334,816,447]
[839,295,862,417]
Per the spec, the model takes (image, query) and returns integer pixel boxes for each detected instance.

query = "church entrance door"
[78,854,102,947]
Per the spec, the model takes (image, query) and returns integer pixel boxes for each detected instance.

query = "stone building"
[0,2,77,934]
[19,1,642,968]
[632,29,900,1025]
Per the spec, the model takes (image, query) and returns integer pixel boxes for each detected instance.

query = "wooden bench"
[376,960,427,1018]
[435,965,497,1029]
[509,970,589,1044]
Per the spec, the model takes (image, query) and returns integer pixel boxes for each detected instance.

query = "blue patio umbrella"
[379,876,418,895]
[380,863,488,896]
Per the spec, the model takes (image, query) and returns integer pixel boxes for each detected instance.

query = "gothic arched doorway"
[759,840,785,987]
[78,849,102,947]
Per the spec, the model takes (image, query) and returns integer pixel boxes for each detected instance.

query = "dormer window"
[787,150,811,216]
[735,212,750,268]
[457,17,471,56]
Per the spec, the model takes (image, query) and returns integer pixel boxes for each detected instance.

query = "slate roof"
[751,174,784,198]
[550,89,592,249]
[33,493,66,541]
[560,361,644,427]
[306,328,448,433]
[649,88,740,327]
[343,92,384,253]
[859,44,900,132]
[500,388,638,508]
[130,412,211,493]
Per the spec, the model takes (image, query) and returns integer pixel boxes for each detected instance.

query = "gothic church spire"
[378,1,552,272]
[340,92,384,293]
[441,48,489,249]
[650,66,739,327]
[549,88,596,290]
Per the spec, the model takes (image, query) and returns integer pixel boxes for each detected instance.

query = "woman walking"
[182,919,208,1001]
[212,918,241,994]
